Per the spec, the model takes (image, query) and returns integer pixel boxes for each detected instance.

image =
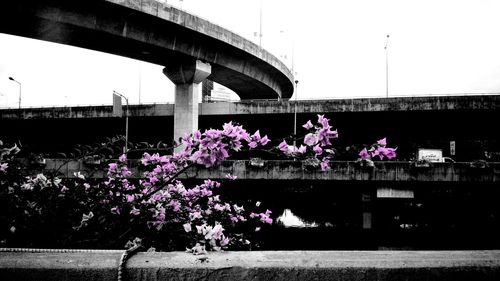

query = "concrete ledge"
[29,159,500,182]
[2,95,499,119]
[1,251,499,280]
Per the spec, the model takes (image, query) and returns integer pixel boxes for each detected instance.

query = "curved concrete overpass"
[0,0,294,100]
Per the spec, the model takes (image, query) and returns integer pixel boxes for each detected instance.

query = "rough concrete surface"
[1,95,498,119]
[32,159,500,182]
[0,0,293,100]
[1,251,499,280]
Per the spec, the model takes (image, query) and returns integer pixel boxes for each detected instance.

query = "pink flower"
[318,128,338,146]
[320,159,330,171]
[296,145,307,154]
[372,147,383,160]
[375,147,397,160]
[304,133,317,146]
[183,223,192,233]
[248,141,258,149]
[148,175,159,185]
[126,194,135,203]
[317,114,330,128]
[302,120,314,130]
[153,165,162,174]
[220,236,230,247]
[169,200,182,212]
[259,210,273,225]
[120,167,131,177]
[189,211,202,221]
[278,140,289,153]
[118,154,127,162]
[377,137,387,146]
[212,224,224,240]
[359,148,370,159]
[384,147,397,159]
[313,144,323,156]
[214,203,225,212]
[108,163,118,173]
[260,135,270,146]
[252,130,261,141]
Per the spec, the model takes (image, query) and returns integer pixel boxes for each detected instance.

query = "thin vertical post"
[293,80,298,146]
[259,0,263,47]
[385,35,390,98]
[124,98,129,154]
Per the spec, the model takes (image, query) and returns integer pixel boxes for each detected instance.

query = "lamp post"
[384,35,390,98]
[259,0,263,48]
[8,77,21,110]
[113,91,129,154]
[293,80,299,146]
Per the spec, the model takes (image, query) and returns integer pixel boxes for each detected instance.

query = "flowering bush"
[356,137,397,168]
[0,115,396,252]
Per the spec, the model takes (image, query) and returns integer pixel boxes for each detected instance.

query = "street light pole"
[8,77,21,110]
[113,91,129,154]
[293,80,299,146]
[384,35,390,98]
[259,0,263,48]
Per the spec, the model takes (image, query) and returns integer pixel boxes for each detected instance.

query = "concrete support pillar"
[163,59,211,146]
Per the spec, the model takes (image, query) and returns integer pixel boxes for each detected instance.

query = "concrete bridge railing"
[1,250,499,281]
[23,159,500,182]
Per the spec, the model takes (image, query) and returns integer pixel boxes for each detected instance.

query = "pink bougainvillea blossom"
[320,159,330,171]
[118,154,127,162]
[278,140,290,153]
[359,148,370,159]
[313,144,323,156]
[377,137,387,146]
[358,137,397,161]
[302,120,314,130]
[304,133,318,146]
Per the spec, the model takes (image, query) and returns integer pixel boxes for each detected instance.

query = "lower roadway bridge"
[29,159,500,182]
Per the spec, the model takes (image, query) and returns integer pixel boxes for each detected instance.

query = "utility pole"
[385,35,390,98]
[259,0,263,47]
[8,77,21,110]
[293,80,299,146]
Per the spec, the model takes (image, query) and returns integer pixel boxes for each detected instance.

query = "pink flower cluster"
[91,119,395,252]
[250,209,273,225]
[99,149,273,251]
[358,137,397,160]
[279,114,339,171]
[181,122,270,168]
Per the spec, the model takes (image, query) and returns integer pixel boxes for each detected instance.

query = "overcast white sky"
[1,0,500,108]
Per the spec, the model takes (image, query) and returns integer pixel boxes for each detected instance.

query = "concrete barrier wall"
[2,95,499,119]
[35,159,500,182]
[1,250,499,280]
